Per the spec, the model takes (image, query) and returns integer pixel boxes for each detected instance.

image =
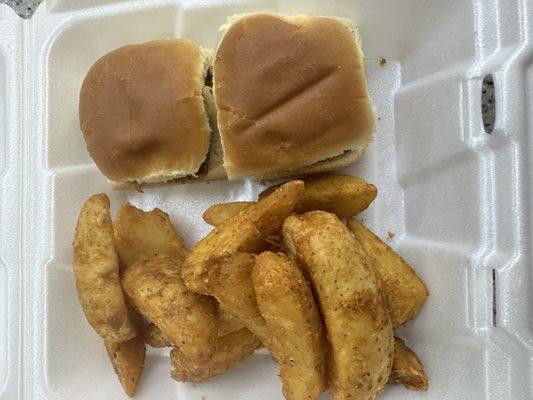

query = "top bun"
[213,13,375,180]
[79,39,213,184]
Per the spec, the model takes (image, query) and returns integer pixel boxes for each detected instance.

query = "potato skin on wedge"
[171,328,261,383]
[73,193,137,342]
[253,252,327,400]
[390,337,428,391]
[114,202,187,268]
[259,173,377,218]
[203,174,376,228]
[347,217,428,327]
[105,336,146,397]
[283,211,394,400]
[204,252,270,344]
[202,201,255,227]
[122,256,218,362]
[182,180,304,294]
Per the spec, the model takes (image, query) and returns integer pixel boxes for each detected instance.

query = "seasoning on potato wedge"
[218,308,246,336]
[253,252,327,400]
[114,202,187,268]
[122,256,218,361]
[182,180,304,294]
[283,211,394,400]
[72,193,137,342]
[204,252,270,344]
[389,337,428,391]
[203,173,376,228]
[171,328,261,383]
[202,201,255,227]
[143,308,245,348]
[105,336,146,397]
[347,217,429,327]
[259,173,377,218]
[73,176,430,399]
[142,323,170,348]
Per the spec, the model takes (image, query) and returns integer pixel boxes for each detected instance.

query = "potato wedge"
[105,336,146,397]
[253,252,327,400]
[171,328,261,383]
[72,194,137,342]
[259,173,377,218]
[202,201,286,252]
[182,180,304,294]
[143,323,170,348]
[389,337,428,391]
[283,211,394,400]
[114,202,187,268]
[204,174,376,229]
[202,201,254,227]
[122,256,218,361]
[202,200,301,250]
[219,308,246,336]
[143,309,245,348]
[347,217,429,327]
[205,253,270,344]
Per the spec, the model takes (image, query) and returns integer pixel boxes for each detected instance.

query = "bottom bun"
[253,140,371,182]
[109,143,369,190]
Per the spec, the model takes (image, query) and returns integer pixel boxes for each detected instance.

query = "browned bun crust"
[79,39,212,183]
[213,14,375,180]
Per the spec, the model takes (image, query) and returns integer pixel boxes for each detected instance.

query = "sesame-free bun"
[79,39,213,185]
[213,13,375,180]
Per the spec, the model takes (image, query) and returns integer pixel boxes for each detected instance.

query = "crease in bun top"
[79,39,215,186]
[213,13,375,181]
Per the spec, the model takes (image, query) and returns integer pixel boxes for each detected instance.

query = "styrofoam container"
[0,0,531,398]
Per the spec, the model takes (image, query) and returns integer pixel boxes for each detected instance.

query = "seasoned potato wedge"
[390,337,428,391]
[171,328,261,383]
[182,180,304,294]
[218,308,246,336]
[202,201,286,252]
[105,336,146,397]
[204,174,376,228]
[114,202,187,268]
[253,252,327,400]
[259,173,377,218]
[283,211,394,400]
[122,256,218,361]
[347,217,429,327]
[142,323,170,348]
[205,252,270,344]
[202,201,254,227]
[72,194,137,342]
[143,309,245,348]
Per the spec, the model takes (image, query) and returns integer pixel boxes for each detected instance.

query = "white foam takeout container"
[0,0,532,399]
